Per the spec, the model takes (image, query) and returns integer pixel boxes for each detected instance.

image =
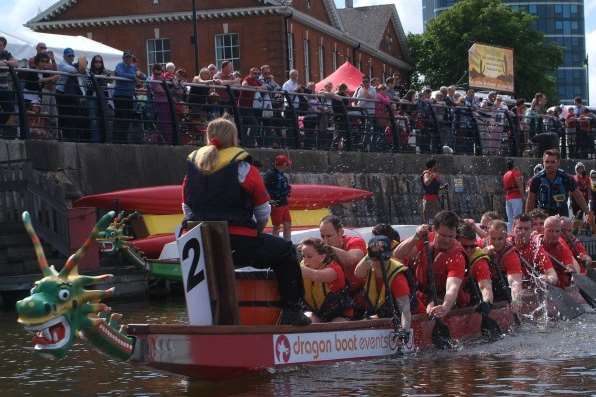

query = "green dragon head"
[95,211,137,254]
[16,211,118,359]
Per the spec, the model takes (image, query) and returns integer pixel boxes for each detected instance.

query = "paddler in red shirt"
[483,220,523,312]
[394,210,466,318]
[182,118,310,326]
[457,223,494,313]
[560,216,591,275]
[540,216,581,289]
[509,213,558,285]
[319,215,367,316]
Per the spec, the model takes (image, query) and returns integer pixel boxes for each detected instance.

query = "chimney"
[345,0,353,8]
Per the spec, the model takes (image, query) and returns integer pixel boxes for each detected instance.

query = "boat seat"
[234,266,276,280]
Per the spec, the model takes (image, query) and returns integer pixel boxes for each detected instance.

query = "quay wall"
[2,139,593,226]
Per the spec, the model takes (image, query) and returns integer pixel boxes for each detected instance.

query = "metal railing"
[2,65,596,158]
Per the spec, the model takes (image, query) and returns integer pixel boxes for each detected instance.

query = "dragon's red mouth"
[24,316,71,350]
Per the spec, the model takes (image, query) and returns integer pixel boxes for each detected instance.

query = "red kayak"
[74,184,373,215]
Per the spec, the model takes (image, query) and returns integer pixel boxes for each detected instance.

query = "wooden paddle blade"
[573,273,596,308]
[546,284,585,320]
[481,314,502,341]
[431,319,453,349]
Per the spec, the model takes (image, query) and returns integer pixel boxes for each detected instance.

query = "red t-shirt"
[413,238,466,307]
[542,241,574,288]
[494,247,523,276]
[513,239,554,277]
[342,235,367,289]
[503,169,522,200]
[325,262,346,292]
[238,76,262,108]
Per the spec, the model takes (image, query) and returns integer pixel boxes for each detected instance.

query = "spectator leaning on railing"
[0,36,18,131]
[56,48,87,140]
[113,50,146,143]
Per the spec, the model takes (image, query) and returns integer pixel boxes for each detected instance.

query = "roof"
[337,5,410,62]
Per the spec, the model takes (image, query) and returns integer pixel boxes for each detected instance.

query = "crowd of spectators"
[0,35,594,158]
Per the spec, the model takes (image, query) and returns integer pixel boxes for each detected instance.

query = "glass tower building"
[422,0,589,104]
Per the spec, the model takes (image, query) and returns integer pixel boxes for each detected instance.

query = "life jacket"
[490,244,516,301]
[302,260,351,321]
[421,171,441,196]
[183,147,256,229]
[535,169,569,214]
[363,258,408,317]
[463,248,490,304]
[264,168,290,205]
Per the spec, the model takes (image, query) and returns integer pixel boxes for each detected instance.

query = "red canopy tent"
[315,61,363,94]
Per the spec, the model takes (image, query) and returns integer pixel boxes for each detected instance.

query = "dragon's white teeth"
[43,328,51,340]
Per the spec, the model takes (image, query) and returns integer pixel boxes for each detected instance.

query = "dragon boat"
[16,211,523,381]
[72,184,373,279]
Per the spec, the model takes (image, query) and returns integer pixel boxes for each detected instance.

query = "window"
[304,39,310,83]
[288,32,295,70]
[215,33,240,71]
[332,47,338,71]
[146,38,171,75]
[318,45,325,79]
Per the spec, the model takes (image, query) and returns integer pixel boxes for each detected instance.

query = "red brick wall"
[291,0,333,26]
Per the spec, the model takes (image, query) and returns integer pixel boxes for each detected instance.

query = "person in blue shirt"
[526,149,591,219]
[264,155,292,241]
[113,50,145,143]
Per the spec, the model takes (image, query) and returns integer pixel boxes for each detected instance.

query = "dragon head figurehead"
[95,211,137,254]
[16,211,133,360]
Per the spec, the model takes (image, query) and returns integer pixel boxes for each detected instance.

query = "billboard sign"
[469,43,514,93]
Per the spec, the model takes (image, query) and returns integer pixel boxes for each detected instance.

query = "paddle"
[379,256,408,346]
[546,252,596,308]
[424,239,454,349]
[562,234,596,283]
[518,255,585,320]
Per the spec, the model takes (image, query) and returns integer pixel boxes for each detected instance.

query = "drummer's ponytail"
[194,117,239,172]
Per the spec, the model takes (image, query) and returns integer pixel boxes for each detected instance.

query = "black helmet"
[367,235,392,261]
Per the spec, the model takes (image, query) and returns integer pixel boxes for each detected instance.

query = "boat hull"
[126,303,513,380]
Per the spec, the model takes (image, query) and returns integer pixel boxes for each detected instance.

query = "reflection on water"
[2,297,596,396]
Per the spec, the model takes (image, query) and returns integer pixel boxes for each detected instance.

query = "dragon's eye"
[58,289,71,301]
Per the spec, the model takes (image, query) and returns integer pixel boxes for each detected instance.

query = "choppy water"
[3,297,596,396]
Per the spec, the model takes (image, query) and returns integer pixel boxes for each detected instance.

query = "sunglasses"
[462,244,477,250]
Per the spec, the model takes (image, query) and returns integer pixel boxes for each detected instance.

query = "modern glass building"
[422,0,589,104]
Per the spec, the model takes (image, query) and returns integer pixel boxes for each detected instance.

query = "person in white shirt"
[282,69,300,109]
[352,77,376,115]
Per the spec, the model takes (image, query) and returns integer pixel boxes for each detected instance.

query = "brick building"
[26,0,411,84]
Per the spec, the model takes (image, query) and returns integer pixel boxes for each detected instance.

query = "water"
[3,297,596,396]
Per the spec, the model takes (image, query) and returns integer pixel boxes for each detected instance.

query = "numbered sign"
[176,224,213,325]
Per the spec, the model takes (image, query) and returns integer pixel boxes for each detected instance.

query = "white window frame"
[304,38,310,83]
[146,38,171,76]
[333,44,338,71]
[318,45,325,79]
[288,32,295,70]
[214,33,240,71]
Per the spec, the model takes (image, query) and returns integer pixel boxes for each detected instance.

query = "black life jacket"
[184,147,256,230]
[421,171,441,196]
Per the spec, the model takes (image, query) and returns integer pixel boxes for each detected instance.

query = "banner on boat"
[177,224,213,326]
[468,43,514,93]
[273,329,413,364]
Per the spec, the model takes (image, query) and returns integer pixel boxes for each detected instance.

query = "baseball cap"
[122,50,133,58]
[63,48,74,57]
[590,169,596,178]
[575,162,585,171]
[275,154,292,166]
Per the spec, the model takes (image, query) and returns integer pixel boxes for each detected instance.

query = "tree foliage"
[407,0,563,102]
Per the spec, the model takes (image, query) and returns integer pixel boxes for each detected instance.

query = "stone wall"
[2,139,593,226]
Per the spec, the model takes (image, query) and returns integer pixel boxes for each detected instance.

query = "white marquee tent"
[2,29,123,70]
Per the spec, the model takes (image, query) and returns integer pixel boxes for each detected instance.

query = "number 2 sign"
[176,224,213,325]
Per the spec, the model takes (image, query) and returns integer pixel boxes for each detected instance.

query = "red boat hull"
[74,184,373,214]
[126,303,513,381]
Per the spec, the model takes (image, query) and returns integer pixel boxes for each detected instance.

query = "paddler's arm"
[353,256,372,279]
[543,268,559,285]
[570,257,582,274]
[428,276,462,318]
[394,225,429,261]
[525,191,537,213]
[254,202,271,233]
[570,189,590,215]
[300,265,338,283]
[332,246,365,275]
[240,162,272,233]
[396,296,411,330]
[507,273,523,311]
[478,279,494,304]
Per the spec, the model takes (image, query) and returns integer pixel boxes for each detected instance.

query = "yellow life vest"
[302,260,338,312]
[187,147,250,174]
[364,258,408,313]
[468,248,490,269]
